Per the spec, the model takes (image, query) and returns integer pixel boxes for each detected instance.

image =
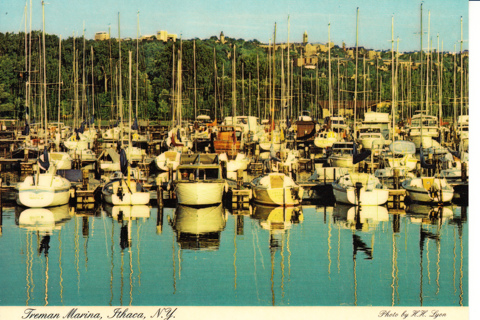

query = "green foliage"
[0,31,469,123]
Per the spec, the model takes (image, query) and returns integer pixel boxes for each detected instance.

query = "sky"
[0,0,469,52]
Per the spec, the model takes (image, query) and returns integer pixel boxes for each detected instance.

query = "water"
[0,202,467,307]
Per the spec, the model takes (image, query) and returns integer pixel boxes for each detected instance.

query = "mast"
[42,1,47,142]
[232,45,236,118]
[91,46,95,120]
[460,17,463,117]
[129,51,132,148]
[257,54,260,117]
[287,15,290,121]
[453,44,456,126]
[82,22,86,120]
[328,23,333,116]
[420,3,424,115]
[58,36,62,127]
[118,13,123,130]
[171,44,175,124]
[177,43,182,124]
[193,39,197,120]
[426,11,430,114]
[391,15,395,143]
[136,11,139,121]
[24,3,28,125]
[28,0,32,122]
[272,22,276,125]
[214,47,217,121]
[354,7,359,139]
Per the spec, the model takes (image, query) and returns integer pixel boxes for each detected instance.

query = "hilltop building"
[94,31,110,41]
[156,30,177,42]
[220,31,225,44]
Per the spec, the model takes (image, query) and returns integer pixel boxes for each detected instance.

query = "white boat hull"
[253,187,303,206]
[332,184,389,206]
[102,180,150,205]
[18,186,71,208]
[402,178,454,203]
[175,181,225,206]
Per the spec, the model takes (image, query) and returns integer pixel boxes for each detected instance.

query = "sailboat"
[251,172,303,206]
[402,146,454,204]
[102,149,150,205]
[332,172,389,206]
[17,147,71,208]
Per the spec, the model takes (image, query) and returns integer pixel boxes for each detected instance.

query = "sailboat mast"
[328,23,333,116]
[42,1,47,143]
[232,45,236,118]
[82,22,86,120]
[91,46,95,120]
[193,39,197,120]
[272,23,276,125]
[426,11,430,114]
[460,17,463,117]
[136,11,139,120]
[118,13,123,130]
[391,16,395,143]
[214,47,217,121]
[287,15,290,120]
[354,7,359,139]
[129,51,132,148]
[24,3,28,125]
[58,36,62,126]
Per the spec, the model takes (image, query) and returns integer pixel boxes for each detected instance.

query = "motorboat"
[314,130,339,148]
[381,140,418,172]
[173,153,226,206]
[407,111,439,149]
[213,125,243,158]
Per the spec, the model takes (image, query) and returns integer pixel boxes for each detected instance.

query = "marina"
[0,0,470,312]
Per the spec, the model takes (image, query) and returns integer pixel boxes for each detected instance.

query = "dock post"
[236,215,244,235]
[237,170,244,190]
[82,169,88,190]
[461,162,467,182]
[157,187,164,207]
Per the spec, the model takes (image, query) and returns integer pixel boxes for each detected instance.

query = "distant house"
[157,30,177,42]
[95,31,110,41]
[141,35,156,41]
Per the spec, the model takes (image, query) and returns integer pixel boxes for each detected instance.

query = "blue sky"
[0,0,469,52]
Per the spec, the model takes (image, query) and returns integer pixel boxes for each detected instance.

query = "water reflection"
[0,199,468,307]
[169,204,227,251]
[16,204,72,234]
[332,204,388,231]
[15,205,72,306]
[250,205,303,306]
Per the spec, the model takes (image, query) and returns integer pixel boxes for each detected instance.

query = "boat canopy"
[389,140,416,155]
